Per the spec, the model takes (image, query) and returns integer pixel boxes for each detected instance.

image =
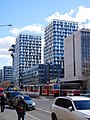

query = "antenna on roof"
[86,19,88,29]
[81,22,85,29]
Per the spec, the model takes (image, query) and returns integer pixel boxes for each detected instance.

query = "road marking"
[26,108,50,120]
[36,107,50,113]
[26,113,42,120]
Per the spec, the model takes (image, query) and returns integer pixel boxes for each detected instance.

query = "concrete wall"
[63,30,82,82]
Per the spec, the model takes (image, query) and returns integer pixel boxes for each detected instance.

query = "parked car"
[83,92,90,97]
[5,91,22,106]
[13,94,35,110]
[51,96,90,120]
[0,88,4,103]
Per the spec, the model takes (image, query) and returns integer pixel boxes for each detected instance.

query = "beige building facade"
[61,29,90,91]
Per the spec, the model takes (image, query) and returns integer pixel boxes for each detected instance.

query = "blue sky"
[0,0,90,69]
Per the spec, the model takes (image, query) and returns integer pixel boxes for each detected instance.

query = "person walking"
[16,96,26,120]
[1,94,5,112]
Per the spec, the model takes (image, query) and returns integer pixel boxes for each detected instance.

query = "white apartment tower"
[44,19,78,68]
[14,33,41,84]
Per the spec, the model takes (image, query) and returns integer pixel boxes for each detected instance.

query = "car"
[83,93,90,97]
[0,88,4,103]
[51,96,90,120]
[5,91,22,106]
[13,94,35,110]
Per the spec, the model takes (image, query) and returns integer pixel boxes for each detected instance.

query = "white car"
[51,96,90,120]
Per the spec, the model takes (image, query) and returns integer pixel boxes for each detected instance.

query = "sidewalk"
[0,109,32,120]
[0,108,17,120]
[0,114,5,120]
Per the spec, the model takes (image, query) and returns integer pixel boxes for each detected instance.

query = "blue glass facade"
[44,20,78,68]
[2,66,14,82]
[14,34,42,84]
[22,64,62,85]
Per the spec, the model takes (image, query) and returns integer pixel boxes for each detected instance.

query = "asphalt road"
[0,96,55,120]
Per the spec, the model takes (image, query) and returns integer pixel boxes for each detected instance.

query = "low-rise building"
[22,64,63,85]
[0,69,2,82]
[2,66,14,82]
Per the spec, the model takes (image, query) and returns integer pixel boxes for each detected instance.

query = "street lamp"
[0,24,12,27]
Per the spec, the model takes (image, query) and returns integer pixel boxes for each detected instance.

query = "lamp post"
[0,24,12,27]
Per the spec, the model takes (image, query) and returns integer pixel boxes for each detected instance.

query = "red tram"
[23,83,59,96]
[23,83,81,96]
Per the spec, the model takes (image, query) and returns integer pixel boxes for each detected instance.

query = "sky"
[0,0,90,69]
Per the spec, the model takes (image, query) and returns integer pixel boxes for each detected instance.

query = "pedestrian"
[1,93,5,112]
[16,96,26,120]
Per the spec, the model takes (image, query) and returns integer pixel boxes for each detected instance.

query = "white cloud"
[45,6,90,29]
[0,36,15,68]
[0,49,9,56]
[0,36,15,48]
[0,55,11,58]
[10,28,20,35]
[10,23,44,35]
[0,57,12,68]
[1,5,90,69]
[45,12,73,22]
[75,6,90,22]
[0,36,15,57]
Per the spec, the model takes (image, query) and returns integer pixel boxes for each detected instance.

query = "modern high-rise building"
[0,69,2,82]
[62,28,90,91]
[14,33,42,84]
[44,19,78,68]
[2,66,14,82]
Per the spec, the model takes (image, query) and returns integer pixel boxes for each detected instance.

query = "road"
[0,96,55,120]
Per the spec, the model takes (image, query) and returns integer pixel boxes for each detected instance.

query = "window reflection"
[81,31,90,74]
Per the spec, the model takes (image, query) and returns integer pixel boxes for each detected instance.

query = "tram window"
[54,84,59,89]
